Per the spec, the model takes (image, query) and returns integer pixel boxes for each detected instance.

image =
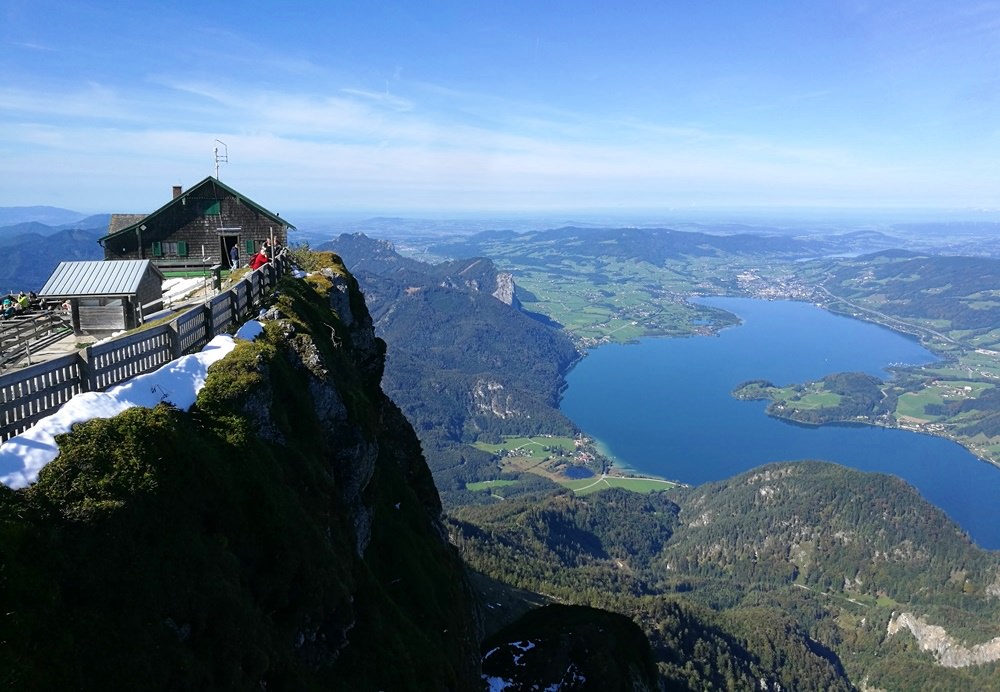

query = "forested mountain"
[318,233,579,500]
[450,461,1000,689]
[819,251,1000,331]
[426,222,999,263]
[313,231,433,277]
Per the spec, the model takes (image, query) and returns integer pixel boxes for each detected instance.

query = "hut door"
[221,235,239,268]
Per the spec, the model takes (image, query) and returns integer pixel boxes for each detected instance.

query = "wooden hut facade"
[99,177,294,273]
[38,260,165,336]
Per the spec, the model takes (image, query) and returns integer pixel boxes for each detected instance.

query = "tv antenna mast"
[213,139,229,179]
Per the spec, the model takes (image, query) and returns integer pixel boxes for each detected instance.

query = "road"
[815,284,961,349]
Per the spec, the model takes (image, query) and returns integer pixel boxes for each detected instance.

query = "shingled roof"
[108,214,148,235]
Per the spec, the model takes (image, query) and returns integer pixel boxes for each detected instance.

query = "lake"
[560,296,1000,550]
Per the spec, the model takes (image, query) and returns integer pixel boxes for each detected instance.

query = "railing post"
[229,291,238,332]
[169,318,182,359]
[78,345,96,393]
[204,303,215,341]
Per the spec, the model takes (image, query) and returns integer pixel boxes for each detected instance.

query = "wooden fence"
[0,257,287,443]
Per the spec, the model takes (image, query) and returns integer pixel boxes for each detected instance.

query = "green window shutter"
[205,200,221,215]
[152,241,162,257]
[177,240,188,257]
[245,240,255,254]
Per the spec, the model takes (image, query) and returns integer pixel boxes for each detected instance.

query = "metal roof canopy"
[39,260,165,298]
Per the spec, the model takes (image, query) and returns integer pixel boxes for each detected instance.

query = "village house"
[99,176,295,273]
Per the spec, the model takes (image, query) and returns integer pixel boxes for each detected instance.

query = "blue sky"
[3,1,1000,216]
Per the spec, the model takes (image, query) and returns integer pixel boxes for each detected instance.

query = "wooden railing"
[0,312,75,370]
[0,256,287,443]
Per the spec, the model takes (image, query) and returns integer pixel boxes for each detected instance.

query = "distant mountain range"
[0,205,107,228]
[0,209,109,292]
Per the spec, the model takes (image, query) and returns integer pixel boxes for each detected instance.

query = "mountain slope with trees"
[318,233,580,501]
[450,461,1000,689]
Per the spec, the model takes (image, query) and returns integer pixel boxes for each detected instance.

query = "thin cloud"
[0,83,131,121]
[341,87,414,112]
[11,41,56,51]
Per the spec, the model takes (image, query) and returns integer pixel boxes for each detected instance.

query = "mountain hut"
[99,176,294,274]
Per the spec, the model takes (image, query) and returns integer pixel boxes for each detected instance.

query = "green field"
[896,390,944,420]
[465,480,518,492]
[772,387,841,409]
[473,436,577,458]
[472,435,678,495]
[564,476,679,495]
[897,380,994,421]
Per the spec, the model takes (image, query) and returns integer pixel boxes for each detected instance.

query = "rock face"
[492,271,520,308]
[0,252,482,690]
[471,378,522,419]
[887,612,1000,667]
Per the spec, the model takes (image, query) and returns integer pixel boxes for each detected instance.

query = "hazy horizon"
[6,203,1000,233]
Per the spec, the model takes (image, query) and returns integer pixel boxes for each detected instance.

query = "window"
[203,200,221,215]
[158,241,188,257]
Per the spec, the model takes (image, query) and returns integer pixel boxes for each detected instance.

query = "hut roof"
[39,260,165,298]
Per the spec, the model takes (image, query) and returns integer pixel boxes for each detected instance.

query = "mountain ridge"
[0,206,95,227]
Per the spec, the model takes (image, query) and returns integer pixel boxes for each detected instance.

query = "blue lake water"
[561,296,1000,550]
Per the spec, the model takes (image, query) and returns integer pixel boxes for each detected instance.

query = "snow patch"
[0,321,266,489]
[483,676,513,691]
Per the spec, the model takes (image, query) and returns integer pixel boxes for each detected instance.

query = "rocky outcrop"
[471,378,523,419]
[887,612,1000,667]
[492,271,519,307]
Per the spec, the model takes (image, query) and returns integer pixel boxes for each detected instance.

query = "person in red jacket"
[249,251,269,270]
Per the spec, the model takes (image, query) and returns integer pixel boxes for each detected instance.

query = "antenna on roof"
[213,139,229,179]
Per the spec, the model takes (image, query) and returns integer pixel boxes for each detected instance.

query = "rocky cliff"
[888,612,1000,667]
[0,252,483,690]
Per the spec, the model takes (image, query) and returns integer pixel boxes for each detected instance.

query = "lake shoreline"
[560,296,1000,549]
